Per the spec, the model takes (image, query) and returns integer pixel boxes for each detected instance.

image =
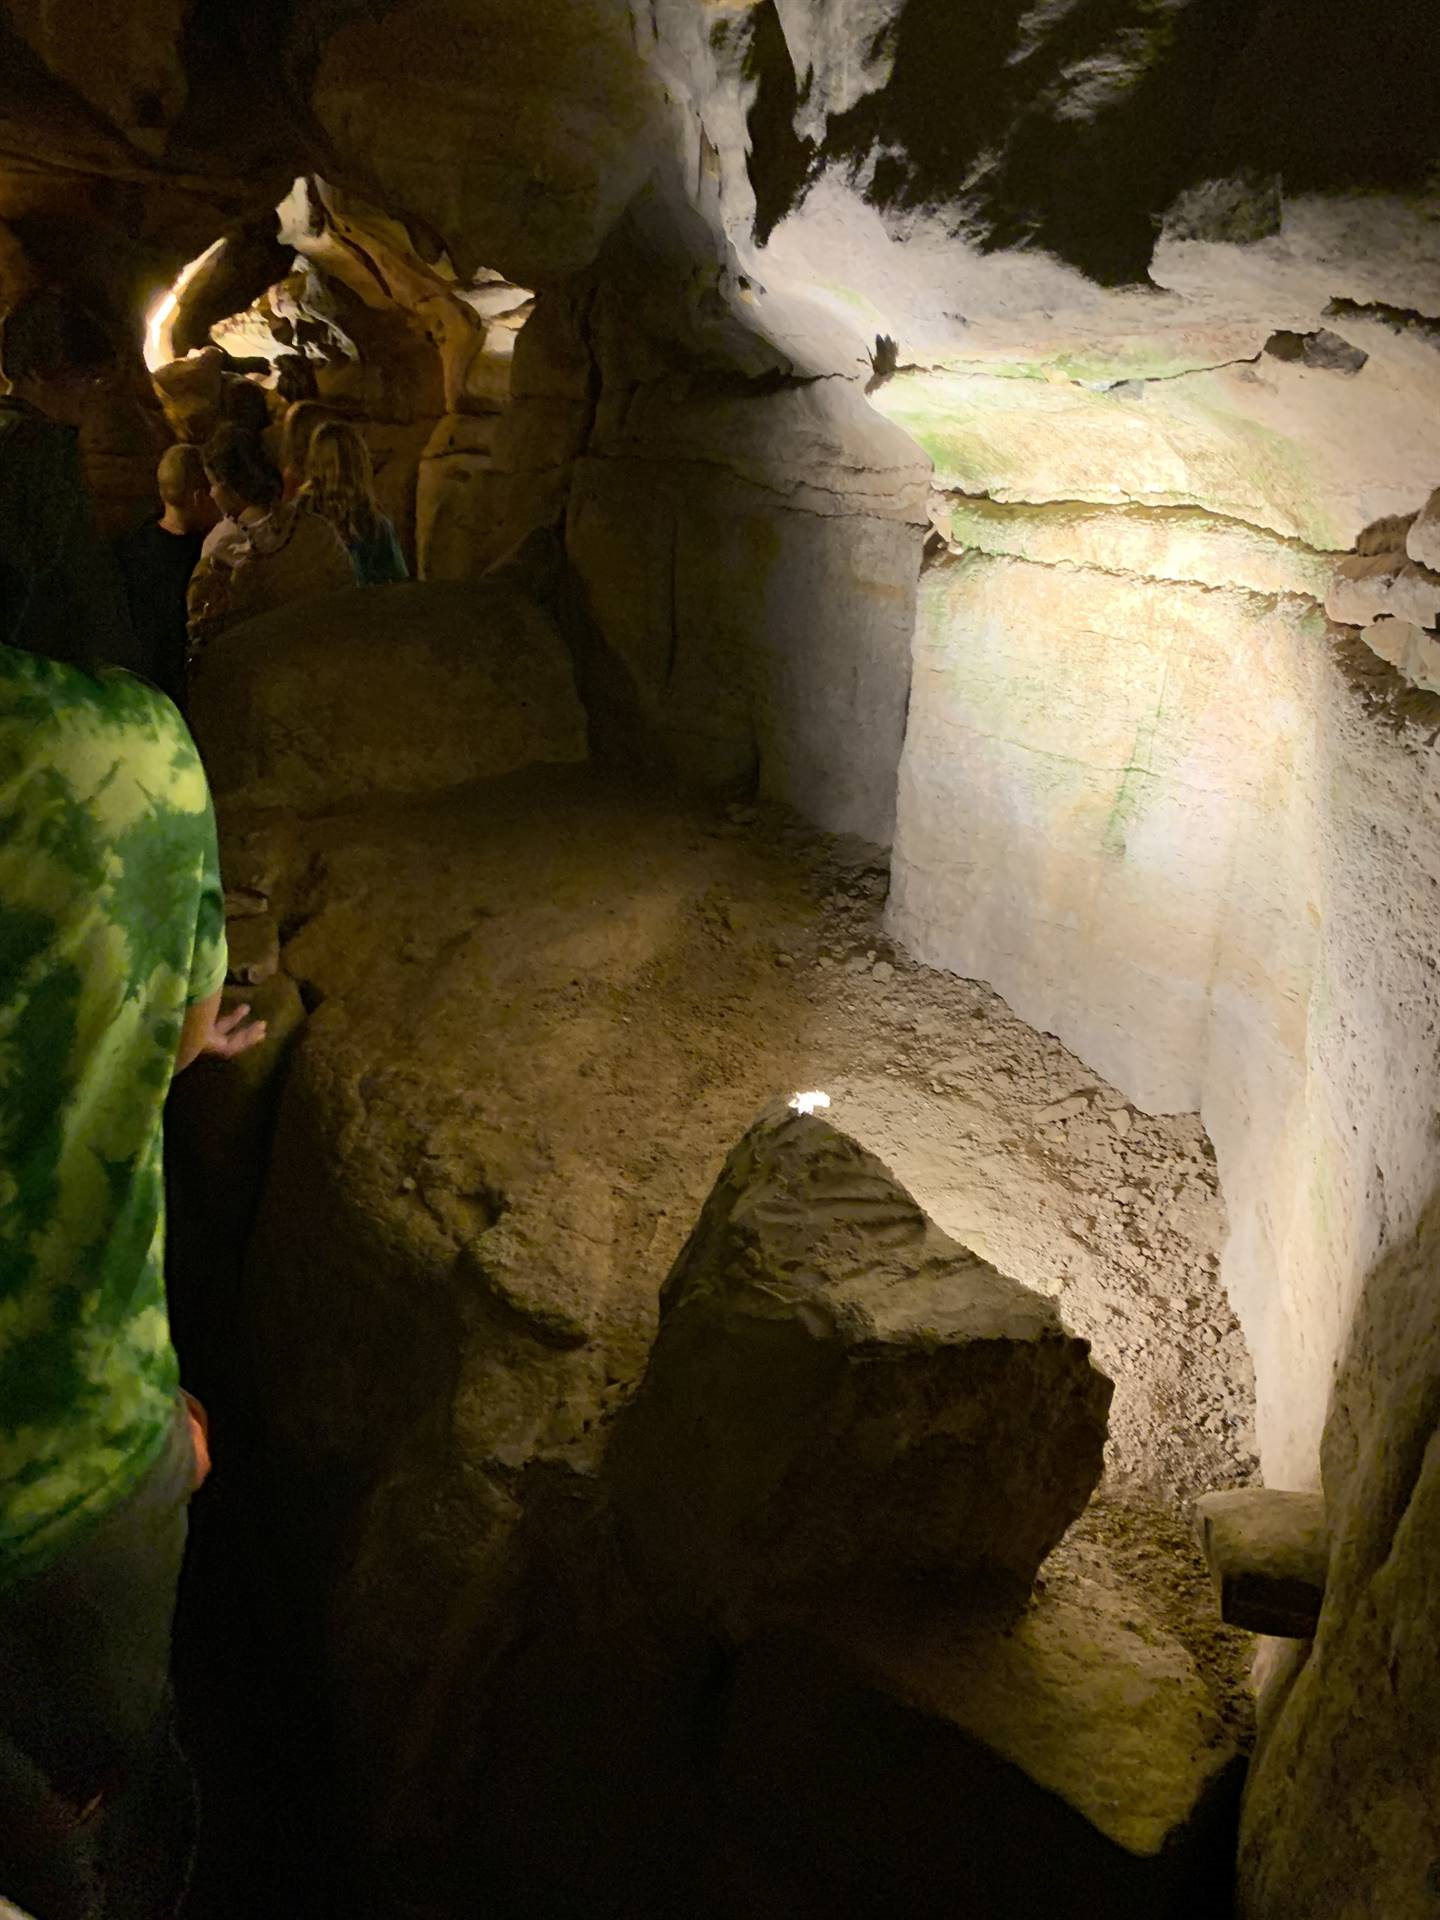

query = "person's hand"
[181,1389,212,1492]
[204,1002,268,1060]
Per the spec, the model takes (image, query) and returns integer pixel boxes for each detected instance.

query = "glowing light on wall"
[143,238,226,371]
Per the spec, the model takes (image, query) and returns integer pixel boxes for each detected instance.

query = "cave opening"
[2,5,1439,1919]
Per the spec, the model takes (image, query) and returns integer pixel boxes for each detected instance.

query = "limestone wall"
[880,378,1440,1912]
[878,319,1440,1487]
[890,532,1440,1484]
[565,374,928,839]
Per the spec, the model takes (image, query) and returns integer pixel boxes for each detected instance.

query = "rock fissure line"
[577,448,929,520]
[1325,296,1440,346]
[925,544,1321,613]
[1092,352,1263,390]
[931,487,1345,560]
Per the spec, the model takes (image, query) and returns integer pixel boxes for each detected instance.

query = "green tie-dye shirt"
[0,643,226,1582]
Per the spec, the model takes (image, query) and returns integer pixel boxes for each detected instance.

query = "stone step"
[1193,1488,1329,1637]
[718,1578,1243,1920]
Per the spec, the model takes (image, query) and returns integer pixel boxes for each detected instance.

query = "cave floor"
[178,762,1260,1912]
[222,763,1259,1724]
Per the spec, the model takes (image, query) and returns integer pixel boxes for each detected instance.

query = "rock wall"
[564,371,927,836]
[881,354,1440,1917]
[466,198,932,841]
[851,340,1440,1920]
[1238,1188,1440,1920]
[879,311,1440,1487]
[892,539,1440,1490]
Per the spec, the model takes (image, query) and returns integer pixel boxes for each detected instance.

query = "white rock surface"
[889,544,1440,1485]
[1406,486,1440,572]
[1328,553,1440,632]
[873,348,1439,551]
[942,495,1333,601]
[1385,562,1440,631]
[1326,550,1409,626]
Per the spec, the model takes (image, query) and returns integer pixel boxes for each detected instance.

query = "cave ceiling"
[0,0,1435,391]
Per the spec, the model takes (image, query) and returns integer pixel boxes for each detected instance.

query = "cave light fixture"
[143,237,227,372]
[789,1090,831,1116]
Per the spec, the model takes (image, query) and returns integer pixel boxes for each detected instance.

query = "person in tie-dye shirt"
[0,287,265,1919]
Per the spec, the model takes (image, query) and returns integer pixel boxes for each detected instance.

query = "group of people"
[1,285,405,1918]
[116,378,408,711]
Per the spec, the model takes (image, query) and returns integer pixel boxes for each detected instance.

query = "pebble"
[871,960,895,983]
[1110,1107,1132,1137]
[775,952,794,968]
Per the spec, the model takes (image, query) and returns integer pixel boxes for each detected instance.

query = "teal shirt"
[349,514,409,587]
[0,645,226,1582]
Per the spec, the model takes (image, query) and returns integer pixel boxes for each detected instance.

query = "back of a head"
[281,399,343,479]
[157,441,208,506]
[0,285,113,388]
[275,353,319,406]
[218,375,270,437]
[203,423,282,511]
[301,420,380,545]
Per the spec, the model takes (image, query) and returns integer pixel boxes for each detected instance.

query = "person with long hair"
[300,420,408,586]
[186,423,353,651]
[277,400,344,501]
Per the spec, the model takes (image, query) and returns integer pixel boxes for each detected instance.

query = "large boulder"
[1193,1488,1328,1636]
[607,1105,1112,1637]
[190,580,588,809]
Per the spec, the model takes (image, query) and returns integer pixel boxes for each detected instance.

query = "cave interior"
[3,2,1440,1915]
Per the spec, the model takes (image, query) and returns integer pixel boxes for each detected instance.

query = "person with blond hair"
[277,399,342,501]
[115,443,216,707]
[300,420,408,586]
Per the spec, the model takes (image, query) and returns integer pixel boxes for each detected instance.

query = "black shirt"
[115,519,205,709]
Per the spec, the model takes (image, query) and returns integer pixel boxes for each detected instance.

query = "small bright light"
[143,238,227,372]
[789,1090,831,1115]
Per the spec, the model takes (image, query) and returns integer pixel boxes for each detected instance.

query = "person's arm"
[174,755,266,1076]
[186,551,235,651]
[175,990,267,1075]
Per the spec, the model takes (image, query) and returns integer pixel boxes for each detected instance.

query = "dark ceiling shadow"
[746,0,1440,286]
